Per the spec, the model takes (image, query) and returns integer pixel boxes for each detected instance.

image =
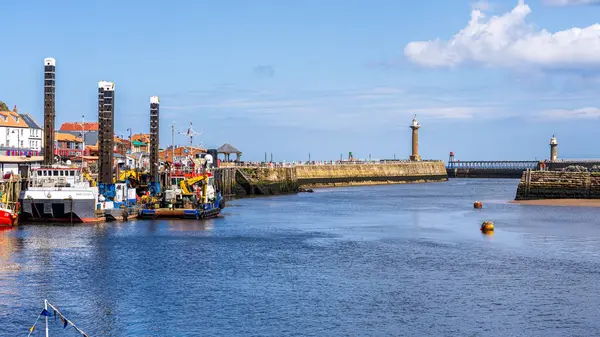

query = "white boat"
[19,167,136,223]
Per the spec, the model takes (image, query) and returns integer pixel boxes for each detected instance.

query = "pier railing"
[446,161,538,170]
[220,160,443,168]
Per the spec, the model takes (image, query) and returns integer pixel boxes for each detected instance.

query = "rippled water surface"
[2,179,600,336]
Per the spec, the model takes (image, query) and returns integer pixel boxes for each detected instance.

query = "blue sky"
[2,0,600,161]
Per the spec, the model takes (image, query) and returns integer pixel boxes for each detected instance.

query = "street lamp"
[79,115,85,170]
[126,127,132,154]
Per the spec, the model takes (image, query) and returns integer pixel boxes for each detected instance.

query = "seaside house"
[54,132,83,160]
[59,121,99,146]
[0,106,43,156]
[159,145,206,163]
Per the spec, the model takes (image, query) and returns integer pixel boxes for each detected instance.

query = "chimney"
[12,105,17,113]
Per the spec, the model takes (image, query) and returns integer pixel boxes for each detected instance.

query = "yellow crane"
[179,175,207,196]
[82,170,97,187]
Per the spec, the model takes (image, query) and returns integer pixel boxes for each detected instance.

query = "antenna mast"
[178,121,201,147]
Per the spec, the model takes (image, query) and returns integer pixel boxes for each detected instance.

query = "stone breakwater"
[295,161,448,188]
[216,162,448,197]
[515,170,600,200]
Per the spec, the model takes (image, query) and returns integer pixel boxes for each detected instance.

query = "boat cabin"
[29,167,87,188]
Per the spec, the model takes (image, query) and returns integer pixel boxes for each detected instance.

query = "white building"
[0,106,43,155]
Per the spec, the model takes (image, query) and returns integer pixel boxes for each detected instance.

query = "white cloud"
[404,1,600,69]
[540,107,600,119]
[544,0,600,6]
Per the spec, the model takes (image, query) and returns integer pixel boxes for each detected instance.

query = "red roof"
[59,122,99,131]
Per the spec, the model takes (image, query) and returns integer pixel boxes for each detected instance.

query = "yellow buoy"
[474,201,483,209]
[481,221,494,232]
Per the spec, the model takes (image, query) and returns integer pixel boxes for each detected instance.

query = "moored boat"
[19,167,138,224]
[0,204,18,227]
[19,167,102,223]
[139,153,224,220]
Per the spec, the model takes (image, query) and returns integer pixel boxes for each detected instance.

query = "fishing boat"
[19,166,137,223]
[0,174,20,227]
[0,203,18,227]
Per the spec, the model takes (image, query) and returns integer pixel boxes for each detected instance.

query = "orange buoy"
[474,201,483,209]
[481,221,494,232]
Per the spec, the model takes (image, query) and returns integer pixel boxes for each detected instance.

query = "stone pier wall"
[218,161,448,197]
[295,161,447,188]
[515,170,600,200]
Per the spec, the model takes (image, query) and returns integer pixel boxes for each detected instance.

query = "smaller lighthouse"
[409,114,421,161]
[550,135,558,162]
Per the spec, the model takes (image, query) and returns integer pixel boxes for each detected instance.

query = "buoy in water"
[480,221,494,232]
[474,201,483,209]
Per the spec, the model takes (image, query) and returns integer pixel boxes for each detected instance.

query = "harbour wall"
[541,161,600,171]
[515,170,600,200]
[214,161,448,197]
[447,168,524,178]
[295,161,448,188]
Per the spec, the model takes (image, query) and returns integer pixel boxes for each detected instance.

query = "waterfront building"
[159,145,206,163]
[54,132,84,160]
[0,155,43,175]
[0,106,43,156]
[131,133,150,153]
[59,122,99,146]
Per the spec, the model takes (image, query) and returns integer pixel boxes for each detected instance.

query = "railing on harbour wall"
[446,161,538,170]
[219,159,444,168]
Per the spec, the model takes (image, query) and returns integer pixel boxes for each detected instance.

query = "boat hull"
[19,198,101,223]
[139,207,221,220]
[0,210,16,227]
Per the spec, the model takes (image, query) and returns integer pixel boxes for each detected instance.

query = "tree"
[0,101,8,112]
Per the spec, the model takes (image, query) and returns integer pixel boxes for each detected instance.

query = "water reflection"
[167,220,215,232]
[0,227,22,272]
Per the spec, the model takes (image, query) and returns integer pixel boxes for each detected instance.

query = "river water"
[2,179,600,336]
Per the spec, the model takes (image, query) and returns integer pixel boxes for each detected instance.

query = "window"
[20,140,23,147]
[59,171,63,176]
[53,171,58,176]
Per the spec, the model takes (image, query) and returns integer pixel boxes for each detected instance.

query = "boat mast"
[80,114,85,174]
[44,299,49,337]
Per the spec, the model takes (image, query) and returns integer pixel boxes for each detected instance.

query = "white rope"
[45,301,90,337]
[26,314,41,337]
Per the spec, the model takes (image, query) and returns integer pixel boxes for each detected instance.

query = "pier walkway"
[446,161,538,178]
